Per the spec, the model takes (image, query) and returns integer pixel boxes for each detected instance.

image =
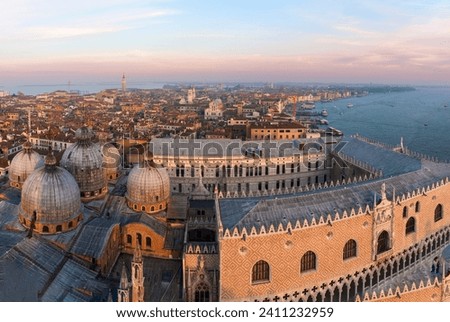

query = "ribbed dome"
[126,163,170,214]
[9,142,44,189]
[19,153,83,234]
[60,127,107,200]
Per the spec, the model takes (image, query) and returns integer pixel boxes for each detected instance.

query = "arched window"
[300,251,317,273]
[194,282,210,302]
[136,233,142,246]
[56,225,62,232]
[142,206,146,212]
[252,260,270,283]
[343,239,357,260]
[435,204,443,222]
[405,217,416,234]
[151,206,155,212]
[146,237,152,248]
[42,226,49,233]
[68,221,73,228]
[402,206,408,218]
[377,231,390,254]
[415,201,420,213]
[126,234,132,244]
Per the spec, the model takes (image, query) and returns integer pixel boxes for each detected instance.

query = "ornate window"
[343,239,357,260]
[377,231,390,254]
[301,251,317,273]
[194,282,210,302]
[435,204,443,222]
[405,217,416,234]
[252,260,270,283]
[415,201,420,213]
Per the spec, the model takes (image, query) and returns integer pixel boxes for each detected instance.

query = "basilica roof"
[126,162,170,207]
[0,236,109,301]
[9,141,44,185]
[60,126,106,193]
[19,153,82,226]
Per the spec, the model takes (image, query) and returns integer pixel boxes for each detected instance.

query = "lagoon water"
[317,87,450,160]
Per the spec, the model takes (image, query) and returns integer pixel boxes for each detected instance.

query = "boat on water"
[347,103,354,108]
[321,109,328,117]
[301,101,316,109]
[325,127,343,136]
[319,119,329,125]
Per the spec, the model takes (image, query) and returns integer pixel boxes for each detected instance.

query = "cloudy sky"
[1,0,449,87]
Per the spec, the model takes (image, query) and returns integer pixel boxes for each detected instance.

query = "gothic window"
[300,251,317,273]
[252,260,270,283]
[415,201,420,213]
[405,217,416,234]
[343,239,357,260]
[146,237,152,248]
[435,204,443,222]
[194,282,210,302]
[402,206,408,218]
[377,230,390,254]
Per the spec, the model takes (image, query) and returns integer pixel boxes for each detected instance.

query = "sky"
[1,0,450,88]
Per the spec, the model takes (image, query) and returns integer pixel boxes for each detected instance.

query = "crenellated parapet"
[220,177,450,239]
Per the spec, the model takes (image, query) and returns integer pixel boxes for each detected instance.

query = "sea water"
[317,87,450,160]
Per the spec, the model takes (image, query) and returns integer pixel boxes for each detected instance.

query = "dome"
[9,141,44,188]
[102,143,121,181]
[126,162,170,214]
[60,127,107,200]
[19,153,83,234]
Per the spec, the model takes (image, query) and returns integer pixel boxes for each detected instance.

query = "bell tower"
[121,73,126,93]
[117,263,130,302]
[131,243,145,302]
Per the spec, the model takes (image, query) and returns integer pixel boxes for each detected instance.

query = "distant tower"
[28,107,32,139]
[131,243,145,302]
[117,263,130,302]
[121,73,127,93]
[187,87,196,104]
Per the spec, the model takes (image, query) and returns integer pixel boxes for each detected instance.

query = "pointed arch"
[405,217,416,235]
[377,230,390,254]
[434,204,443,222]
[194,282,210,302]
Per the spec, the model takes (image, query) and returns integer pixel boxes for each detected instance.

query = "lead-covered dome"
[126,162,170,214]
[18,153,83,234]
[60,126,107,200]
[9,141,44,188]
